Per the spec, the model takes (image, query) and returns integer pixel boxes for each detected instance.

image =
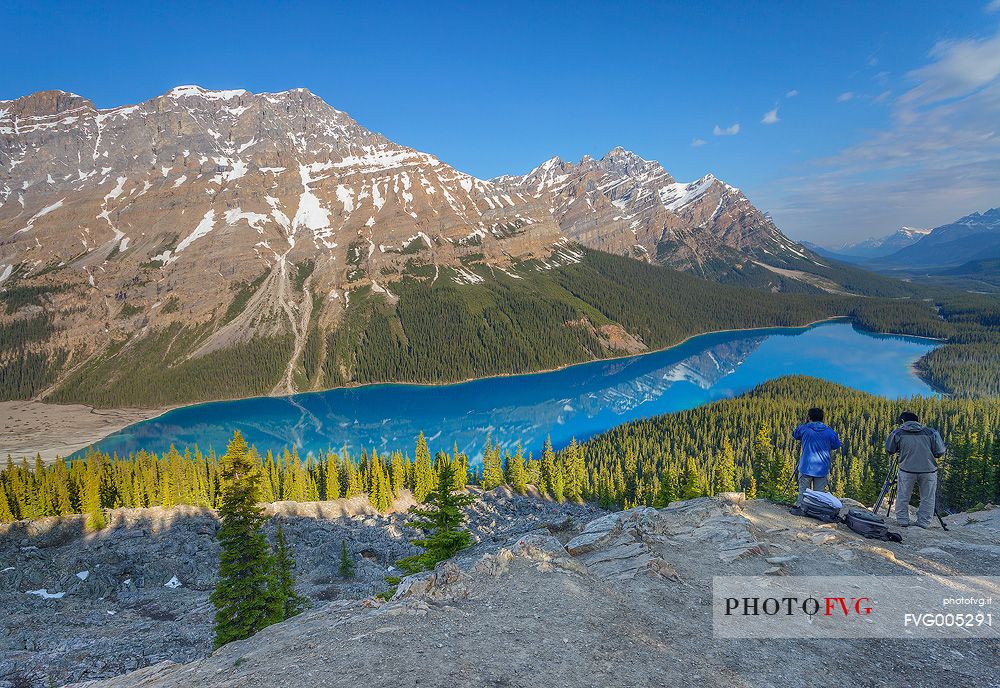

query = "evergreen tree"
[367,452,393,513]
[450,443,468,491]
[389,451,405,496]
[715,438,738,493]
[396,459,476,575]
[680,456,703,500]
[0,483,14,522]
[83,462,105,531]
[755,424,785,500]
[540,436,557,497]
[413,432,434,502]
[480,437,504,490]
[210,431,281,649]
[325,452,341,500]
[506,442,528,495]
[652,469,676,507]
[338,540,355,578]
[271,523,308,620]
[551,465,565,503]
[344,451,364,499]
[563,438,586,503]
[160,469,175,509]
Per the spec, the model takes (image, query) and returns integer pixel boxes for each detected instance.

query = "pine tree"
[389,451,405,496]
[506,442,528,495]
[450,443,468,491]
[160,469,175,509]
[325,452,341,500]
[258,452,276,503]
[680,456,703,500]
[344,451,364,499]
[210,431,281,649]
[652,469,676,507]
[271,523,308,620]
[0,483,14,523]
[480,437,504,490]
[413,432,434,502]
[396,459,476,575]
[714,438,738,493]
[755,424,785,500]
[83,462,105,531]
[563,438,586,503]
[338,540,355,578]
[540,436,556,497]
[551,465,565,503]
[368,452,393,513]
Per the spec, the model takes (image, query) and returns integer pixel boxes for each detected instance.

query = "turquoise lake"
[81,321,938,461]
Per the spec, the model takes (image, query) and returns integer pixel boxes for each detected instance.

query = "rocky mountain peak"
[0,89,95,118]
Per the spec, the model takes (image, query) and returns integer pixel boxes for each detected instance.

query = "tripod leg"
[937,513,948,531]
[886,484,896,518]
[872,458,898,514]
[784,469,799,503]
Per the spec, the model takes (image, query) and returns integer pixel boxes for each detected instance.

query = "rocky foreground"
[7,495,992,688]
[0,488,603,687]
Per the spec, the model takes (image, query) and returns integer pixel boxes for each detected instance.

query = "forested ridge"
[313,250,972,391]
[574,376,1000,513]
[4,377,998,526]
[3,247,999,406]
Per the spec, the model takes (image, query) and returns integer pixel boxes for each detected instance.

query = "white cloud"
[785,89,799,98]
[898,31,1000,108]
[761,107,780,125]
[836,91,856,102]
[713,123,741,136]
[987,0,1000,12]
[691,138,707,148]
[756,26,1000,244]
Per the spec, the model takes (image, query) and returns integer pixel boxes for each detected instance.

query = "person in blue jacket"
[789,407,841,515]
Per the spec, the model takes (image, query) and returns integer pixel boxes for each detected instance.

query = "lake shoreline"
[7,316,945,461]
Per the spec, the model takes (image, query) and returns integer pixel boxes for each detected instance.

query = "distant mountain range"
[810,226,932,259]
[869,208,1000,270]
[807,208,1000,272]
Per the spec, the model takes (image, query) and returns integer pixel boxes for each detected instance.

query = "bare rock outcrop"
[58,497,1000,688]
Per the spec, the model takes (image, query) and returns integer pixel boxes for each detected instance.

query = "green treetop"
[396,459,476,575]
[210,431,281,649]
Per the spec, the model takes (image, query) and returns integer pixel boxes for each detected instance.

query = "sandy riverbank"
[0,401,166,463]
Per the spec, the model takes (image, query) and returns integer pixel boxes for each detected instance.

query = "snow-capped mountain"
[0,86,819,400]
[871,208,1000,268]
[834,226,932,258]
[494,147,812,277]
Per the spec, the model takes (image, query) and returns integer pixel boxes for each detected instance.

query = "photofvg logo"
[724,595,872,618]
[713,576,1000,639]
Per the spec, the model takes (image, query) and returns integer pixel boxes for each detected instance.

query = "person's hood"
[899,421,927,433]
[803,422,828,431]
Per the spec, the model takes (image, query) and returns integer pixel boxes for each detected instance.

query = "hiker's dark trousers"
[796,474,828,506]
[895,470,937,527]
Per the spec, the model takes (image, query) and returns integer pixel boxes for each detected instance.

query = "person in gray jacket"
[884,411,946,528]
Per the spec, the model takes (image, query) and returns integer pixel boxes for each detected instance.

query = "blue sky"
[3,0,999,244]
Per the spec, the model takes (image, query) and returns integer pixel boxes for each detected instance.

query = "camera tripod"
[873,456,948,530]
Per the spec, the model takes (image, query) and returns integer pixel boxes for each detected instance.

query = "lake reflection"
[81,321,938,461]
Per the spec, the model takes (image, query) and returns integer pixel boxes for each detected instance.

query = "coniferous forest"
[4,377,998,526]
[10,248,1000,407]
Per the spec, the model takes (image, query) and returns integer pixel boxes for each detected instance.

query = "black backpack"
[800,491,842,522]
[843,508,902,542]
